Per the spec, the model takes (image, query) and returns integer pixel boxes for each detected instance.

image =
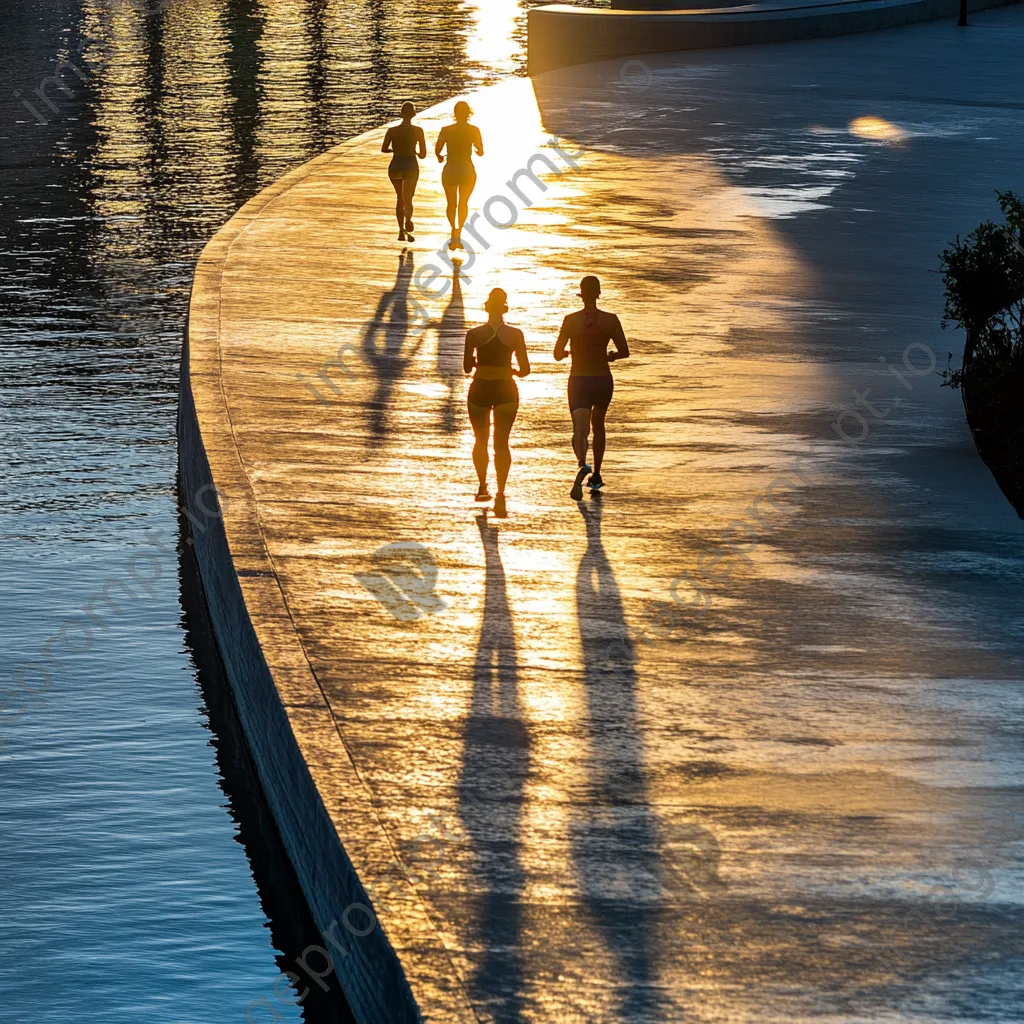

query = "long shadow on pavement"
[573,497,667,1022]
[362,249,423,441]
[458,514,530,1023]
[436,261,467,436]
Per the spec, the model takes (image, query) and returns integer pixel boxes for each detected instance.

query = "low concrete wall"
[529,0,1020,73]
[178,323,423,1024]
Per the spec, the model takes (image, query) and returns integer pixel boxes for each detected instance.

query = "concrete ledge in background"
[528,0,1022,73]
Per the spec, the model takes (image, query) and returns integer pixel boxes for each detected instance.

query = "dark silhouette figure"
[464,288,531,512]
[361,250,423,440]
[458,514,530,1023]
[435,261,467,436]
[571,498,666,1021]
[554,275,630,500]
[382,102,426,241]
[435,100,483,251]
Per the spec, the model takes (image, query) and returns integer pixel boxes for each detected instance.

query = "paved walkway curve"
[180,12,1024,1023]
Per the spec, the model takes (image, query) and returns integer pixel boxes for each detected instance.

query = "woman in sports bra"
[435,100,484,252]
[464,287,530,513]
[382,102,426,242]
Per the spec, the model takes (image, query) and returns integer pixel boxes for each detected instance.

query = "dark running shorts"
[442,161,477,189]
[568,375,614,413]
[388,157,419,182]
[468,377,518,410]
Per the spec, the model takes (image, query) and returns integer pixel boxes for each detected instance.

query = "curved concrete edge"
[527,0,1021,72]
[177,135,478,1024]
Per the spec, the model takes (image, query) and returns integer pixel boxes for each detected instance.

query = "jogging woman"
[554,276,630,500]
[436,100,483,251]
[465,288,530,515]
[382,102,426,242]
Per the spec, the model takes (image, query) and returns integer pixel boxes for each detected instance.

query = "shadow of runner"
[436,261,467,435]
[362,250,423,440]
[458,514,530,1024]
[572,497,666,1022]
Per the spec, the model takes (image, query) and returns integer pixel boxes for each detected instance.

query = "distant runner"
[436,101,483,252]
[465,288,531,517]
[553,276,630,500]
[381,102,426,242]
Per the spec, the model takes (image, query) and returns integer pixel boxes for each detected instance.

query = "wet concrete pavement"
[188,9,1024,1021]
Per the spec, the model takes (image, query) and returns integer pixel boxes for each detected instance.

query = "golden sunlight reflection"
[83,0,236,261]
[81,3,151,241]
[274,80,822,1012]
[848,115,907,144]
[463,0,523,79]
[255,0,316,169]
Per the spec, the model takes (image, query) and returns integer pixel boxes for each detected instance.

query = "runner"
[381,102,426,241]
[553,276,630,500]
[465,288,530,517]
[436,101,484,251]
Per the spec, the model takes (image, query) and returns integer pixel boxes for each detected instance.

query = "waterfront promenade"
[180,10,1024,1022]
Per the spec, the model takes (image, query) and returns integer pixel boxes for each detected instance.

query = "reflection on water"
[0,1,549,1019]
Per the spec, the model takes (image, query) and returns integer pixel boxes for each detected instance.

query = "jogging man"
[554,276,630,500]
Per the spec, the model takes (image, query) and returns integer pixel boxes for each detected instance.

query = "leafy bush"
[939,192,1024,517]
[940,191,1024,388]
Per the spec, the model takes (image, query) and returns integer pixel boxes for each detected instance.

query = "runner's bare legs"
[390,176,404,232]
[590,406,607,475]
[572,407,591,468]
[443,181,458,237]
[493,401,518,496]
[469,404,491,494]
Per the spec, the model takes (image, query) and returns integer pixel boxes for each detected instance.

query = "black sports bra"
[476,326,513,371]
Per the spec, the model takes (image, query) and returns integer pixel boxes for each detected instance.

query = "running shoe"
[589,471,604,491]
[493,494,507,518]
[570,464,591,501]
[475,486,491,502]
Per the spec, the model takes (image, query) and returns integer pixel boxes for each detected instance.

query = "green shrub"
[940,190,1024,389]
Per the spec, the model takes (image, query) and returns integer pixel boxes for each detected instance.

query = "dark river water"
[0,2,579,1020]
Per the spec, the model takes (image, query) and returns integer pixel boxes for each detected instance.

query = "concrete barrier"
[178,320,426,1024]
[528,0,1021,73]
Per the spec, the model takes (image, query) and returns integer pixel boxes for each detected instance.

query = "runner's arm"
[513,331,531,378]
[435,127,446,162]
[381,128,393,154]
[553,317,570,361]
[463,332,476,375]
[474,126,484,157]
[416,127,427,159]
[608,315,630,361]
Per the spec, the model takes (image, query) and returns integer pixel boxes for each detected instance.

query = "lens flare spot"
[848,116,906,144]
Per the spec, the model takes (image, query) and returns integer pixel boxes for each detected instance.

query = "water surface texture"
[0,2,548,1021]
